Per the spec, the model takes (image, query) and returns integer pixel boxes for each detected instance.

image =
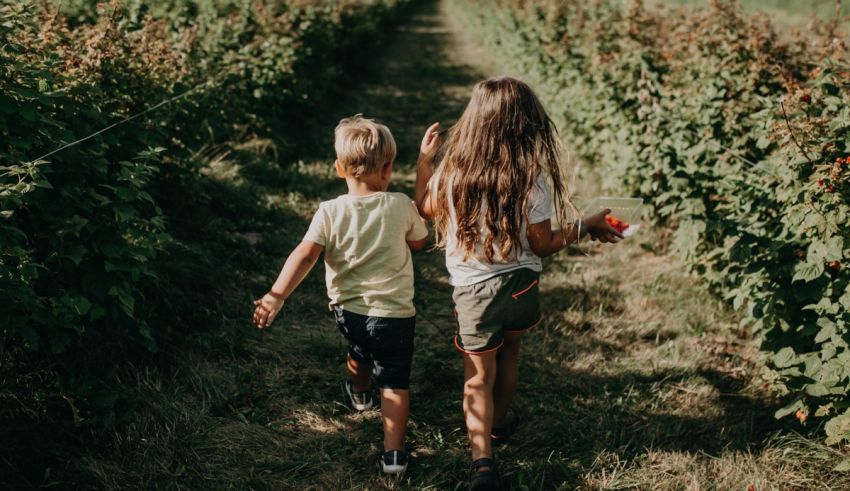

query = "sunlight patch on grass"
[290,409,346,435]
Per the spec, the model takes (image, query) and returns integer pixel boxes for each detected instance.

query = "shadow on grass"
[541,281,626,317]
[495,321,783,489]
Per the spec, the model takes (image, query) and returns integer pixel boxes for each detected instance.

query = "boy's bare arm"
[415,122,441,219]
[253,240,324,328]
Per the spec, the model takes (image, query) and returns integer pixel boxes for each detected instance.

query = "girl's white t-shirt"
[436,172,553,287]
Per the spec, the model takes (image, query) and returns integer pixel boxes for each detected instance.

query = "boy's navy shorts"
[332,306,415,390]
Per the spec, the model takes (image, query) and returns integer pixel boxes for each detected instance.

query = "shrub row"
[449,0,850,445]
[1,0,411,423]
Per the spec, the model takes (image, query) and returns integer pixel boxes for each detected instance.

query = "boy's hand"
[583,209,624,243]
[419,122,441,163]
[253,293,285,329]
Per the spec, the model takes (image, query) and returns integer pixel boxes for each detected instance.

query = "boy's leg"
[493,330,525,426]
[347,353,372,392]
[367,315,415,452]
[334,307,373,393]
[380,389,409,451]
[463,351,498,463]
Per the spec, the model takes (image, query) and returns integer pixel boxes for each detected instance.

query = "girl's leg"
[380,389,409,451]
[463,351,498,463]
[347,353,372,392]
[493,330,525,426]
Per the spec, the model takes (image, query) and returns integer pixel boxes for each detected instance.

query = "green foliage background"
[448,0,850,446]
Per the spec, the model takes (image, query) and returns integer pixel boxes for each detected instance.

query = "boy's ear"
[381,161,393,178]
[334,160,346,178]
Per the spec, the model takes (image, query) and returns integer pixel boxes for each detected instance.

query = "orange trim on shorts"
[505,315,543,333]
[511,279,539,299]
[453,335,504,356]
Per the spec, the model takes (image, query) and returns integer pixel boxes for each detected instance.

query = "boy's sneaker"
[381,449,408,475]
[344,379,374,411]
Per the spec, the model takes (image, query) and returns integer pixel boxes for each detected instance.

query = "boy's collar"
[346,191,384,198]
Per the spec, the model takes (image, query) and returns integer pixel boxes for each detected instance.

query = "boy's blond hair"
[334,114,397,178]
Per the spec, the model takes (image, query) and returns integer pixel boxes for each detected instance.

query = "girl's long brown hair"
[433,77,576,262]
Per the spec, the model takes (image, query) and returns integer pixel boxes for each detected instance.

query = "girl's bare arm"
[253,240,323,328]
[527,209,623,257]
[415,122,441,219]
[407,238,428,252]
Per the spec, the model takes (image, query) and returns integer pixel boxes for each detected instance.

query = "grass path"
[80,1,849,489]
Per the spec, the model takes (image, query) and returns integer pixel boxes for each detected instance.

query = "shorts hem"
[331,303,416,319]
[504,315,543,333]
[347,349,371,364]
[376,384,411,391]
[453,335,504,355]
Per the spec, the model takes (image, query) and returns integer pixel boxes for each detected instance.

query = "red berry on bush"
[818,179,824,187]
[800,94,811,103]
[829,261,841,271]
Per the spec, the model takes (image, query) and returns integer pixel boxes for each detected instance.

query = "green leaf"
[793,260,824,283]
[774,397,802,419]
[815,318,836,344]
[825,410,850,445]
[839,288,850,311]
[805,383,830,397]
[109,285,135,316]
[774,347,797,368]
[64,245,86,265]
[72,296,92,316]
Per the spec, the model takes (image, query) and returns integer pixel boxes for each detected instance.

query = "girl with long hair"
[415,77,622,490]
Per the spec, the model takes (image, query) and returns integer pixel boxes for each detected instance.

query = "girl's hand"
[253,293,285,329]
[419,122,441,163]
[582,209,624,243]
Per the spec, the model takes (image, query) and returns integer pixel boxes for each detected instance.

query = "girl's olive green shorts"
[452,268,542,354]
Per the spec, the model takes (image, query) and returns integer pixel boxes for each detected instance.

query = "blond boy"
[252,115,428,474]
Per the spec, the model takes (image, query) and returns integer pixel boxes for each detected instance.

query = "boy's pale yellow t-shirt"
[303,192,428,318]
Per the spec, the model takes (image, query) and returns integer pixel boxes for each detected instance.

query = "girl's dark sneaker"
[469,458,499,490]
[491,407,518,446]
[381,449,408,475]
[344,379,373,411]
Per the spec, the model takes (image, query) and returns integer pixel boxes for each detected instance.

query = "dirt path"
[81,1,847,489]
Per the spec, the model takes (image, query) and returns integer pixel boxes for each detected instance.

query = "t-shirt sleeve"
[406,199,429,241]
[303,205,328,246]
[528,173,554,225]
